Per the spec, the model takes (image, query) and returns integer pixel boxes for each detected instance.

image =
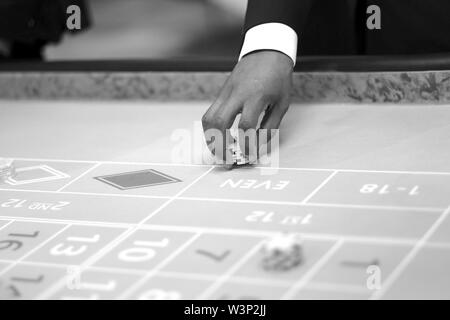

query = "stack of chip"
[260,233,304,272]
[228,128,250,166]
[227,111,269,166]
[0,158,16,184]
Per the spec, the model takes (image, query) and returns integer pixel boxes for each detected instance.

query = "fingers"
[201,50,292,169]
[238,96,270,161]
[258,97,290,146]
[202,94,243,166]
[204,77,233,116]
[202,94,289,168]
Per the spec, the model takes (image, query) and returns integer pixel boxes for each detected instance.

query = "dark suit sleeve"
[243,0,314,34]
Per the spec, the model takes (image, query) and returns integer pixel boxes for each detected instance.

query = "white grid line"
[33,231,135,299]
[2,215,449,248]
[301,170,338,204]
[265,167,450,176]
[0,188,170,200]
[0,223,72,279]
[299,202,443,213]
[35,166,215,299]
[2,157,450,300]
[0,259,379,297]
[0,219,15,231]
[197,241,264,299]
[0,188,444,213]
[7,156,450,175]
[0,259,292,288]
[7,157,211,168]
[0,216,133,228]
[281,239,345,299]
[370,205,450,300]
[56,162,101,192]
[156,271,291,288]
[141,166,215,224]
[117,232,203,299]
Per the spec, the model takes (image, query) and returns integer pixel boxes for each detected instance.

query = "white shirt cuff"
[239,22,298,66]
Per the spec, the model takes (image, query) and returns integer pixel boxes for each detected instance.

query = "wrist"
[242,50,294,73]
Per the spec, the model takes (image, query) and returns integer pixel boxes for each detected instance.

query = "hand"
[202,50,293,169]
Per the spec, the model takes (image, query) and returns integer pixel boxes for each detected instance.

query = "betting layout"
[0,158,449,300]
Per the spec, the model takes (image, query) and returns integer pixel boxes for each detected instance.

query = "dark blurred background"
[0,0,246,61]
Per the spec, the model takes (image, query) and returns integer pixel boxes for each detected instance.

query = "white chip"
[228,128,249,165]
[260,233,304,272]
[262,233,302,253]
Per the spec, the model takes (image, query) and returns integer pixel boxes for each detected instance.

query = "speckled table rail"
[0,71,449,103]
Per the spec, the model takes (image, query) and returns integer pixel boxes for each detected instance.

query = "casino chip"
[0,158,16,183]
[260,233,304,272]
[228,128,250,166]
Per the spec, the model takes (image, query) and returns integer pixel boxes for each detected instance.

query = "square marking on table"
[65,163,210,197]
[5,165,70,186]
[94,169,181,190]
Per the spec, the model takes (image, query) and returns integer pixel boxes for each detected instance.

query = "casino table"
[0,55,450,300]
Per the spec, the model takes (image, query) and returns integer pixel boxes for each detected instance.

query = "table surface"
[0,100,449,300]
